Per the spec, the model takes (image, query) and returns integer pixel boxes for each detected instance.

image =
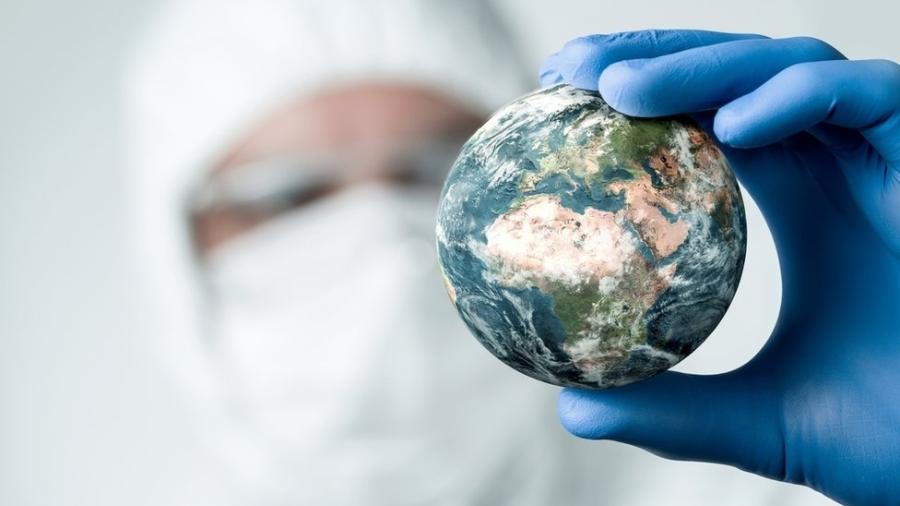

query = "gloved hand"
[539,30,900,505]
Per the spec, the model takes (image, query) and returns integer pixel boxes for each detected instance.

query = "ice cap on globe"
[435,84,746,389]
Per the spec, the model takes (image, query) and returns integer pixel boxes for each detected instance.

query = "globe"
[436,84,747,388]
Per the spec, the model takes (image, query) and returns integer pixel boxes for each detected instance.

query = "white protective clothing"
[123,0,829,504]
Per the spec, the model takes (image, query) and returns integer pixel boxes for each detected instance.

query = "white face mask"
[198,182,573,505]
[204,181,439,412]
[203,183,437,433]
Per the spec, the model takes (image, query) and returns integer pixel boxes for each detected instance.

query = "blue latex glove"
[540,30,900,505]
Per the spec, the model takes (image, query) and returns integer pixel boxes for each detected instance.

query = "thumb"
[558,370,786,479]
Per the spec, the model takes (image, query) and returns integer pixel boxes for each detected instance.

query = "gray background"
[1,0,897,504]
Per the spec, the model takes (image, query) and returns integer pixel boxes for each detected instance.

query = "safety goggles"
[188,134,469,217]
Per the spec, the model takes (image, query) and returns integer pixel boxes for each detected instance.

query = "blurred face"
[189,83,483,253]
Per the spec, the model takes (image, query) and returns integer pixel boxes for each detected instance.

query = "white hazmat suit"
[125,1,598,504]
[123,0,832,505]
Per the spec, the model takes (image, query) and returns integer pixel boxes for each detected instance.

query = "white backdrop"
[1,1,896,504]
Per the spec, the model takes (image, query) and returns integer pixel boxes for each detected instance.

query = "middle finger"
[596,36,845,117]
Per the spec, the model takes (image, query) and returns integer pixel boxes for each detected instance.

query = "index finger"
[539,29,767,89]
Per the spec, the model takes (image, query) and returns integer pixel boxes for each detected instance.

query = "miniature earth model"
[435,84,747,388]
